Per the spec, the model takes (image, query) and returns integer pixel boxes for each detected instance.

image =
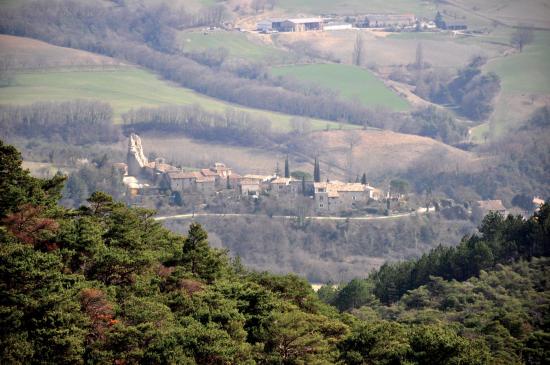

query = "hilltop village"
[118,134,386,214]
[113,134,543,219]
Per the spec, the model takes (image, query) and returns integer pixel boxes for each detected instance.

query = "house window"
[319,204,324,208]
[319,196,324,201]
[353,196,357,201]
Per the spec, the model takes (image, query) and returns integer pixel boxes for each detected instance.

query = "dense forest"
[1,140,549,364]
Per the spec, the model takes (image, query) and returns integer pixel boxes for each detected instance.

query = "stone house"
[166,171,215,195]
[314,181,377,213]
[270,177,299,196]
[239,178,261,196]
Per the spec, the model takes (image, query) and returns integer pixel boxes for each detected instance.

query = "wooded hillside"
[1,140,549,364]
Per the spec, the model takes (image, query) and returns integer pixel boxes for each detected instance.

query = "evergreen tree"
[314,157,321,183]
[0,140,65,219]
[181,223,225,282]
[434,11,445,29]
[284,155,290,178]
[361,173,367,185]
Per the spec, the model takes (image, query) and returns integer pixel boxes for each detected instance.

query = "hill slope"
[271,64,410,111]
[0,35,349,131]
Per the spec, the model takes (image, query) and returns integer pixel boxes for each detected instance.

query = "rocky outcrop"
[127,133,148,176]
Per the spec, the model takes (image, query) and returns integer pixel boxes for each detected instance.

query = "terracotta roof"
[333,183,366,193]
[240,178,261,185]
[315,181,373,198]
[196,176,215,183]
[244,174,274,182]
[167,171,200,180]
[155,163,178,173]
[200,169,218,177]
[271,177,294,185]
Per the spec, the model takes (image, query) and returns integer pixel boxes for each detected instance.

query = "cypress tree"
[361,173,367,185]
[285,155,290,178]
[314,157,321,183]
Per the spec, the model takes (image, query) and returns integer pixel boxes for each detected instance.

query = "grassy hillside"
[0,34,125,69]
[271,63,410,111]
[471,30,550,141]
[1,69,356,132]
[0,36,354,132]
[277,30,500,70]
[276,0,435,17]
[486,31,550,94]
[437,0,550,29]
[180,30,290,62]
[140,129,477,181]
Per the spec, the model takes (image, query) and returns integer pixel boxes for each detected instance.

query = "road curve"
[154,209,433,222]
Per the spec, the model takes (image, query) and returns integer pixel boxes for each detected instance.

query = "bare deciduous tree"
[511,27,534,52]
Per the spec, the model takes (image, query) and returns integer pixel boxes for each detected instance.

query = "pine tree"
[284,155,290,178]
[434,11,445,29]
[361,173,367,185]
[314,157,321,183]
[181,223,224,282]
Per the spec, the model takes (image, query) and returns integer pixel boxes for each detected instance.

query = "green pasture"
[0,68,355,132]
[486,31,550,95]
[276,0,435,17]
[271,63,410,111]
[180,31,289,62]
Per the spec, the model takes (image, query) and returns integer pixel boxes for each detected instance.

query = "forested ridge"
[1,141,549,364]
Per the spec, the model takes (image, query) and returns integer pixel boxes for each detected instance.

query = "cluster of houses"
[256,13,466,33]
[117,135,544,217]
[119,134,383,213]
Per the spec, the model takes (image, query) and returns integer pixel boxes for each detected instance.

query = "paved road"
[154,208,434,222]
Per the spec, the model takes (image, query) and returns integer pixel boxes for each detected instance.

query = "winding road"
[154,207,435,222]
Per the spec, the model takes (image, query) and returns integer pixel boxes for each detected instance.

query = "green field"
[0,68,357,132]
[180,31,290,62]
[469,30,550,142]
[277,0,435,17]
[486,31,550,95]
[271,64,410,111]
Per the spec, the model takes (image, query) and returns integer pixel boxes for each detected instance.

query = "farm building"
[324,22,353,31]
[265,18,324,32]
[361,14,416,28]
[446,22,468,30]
[279,18,324,32]
[256,18,286,32]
